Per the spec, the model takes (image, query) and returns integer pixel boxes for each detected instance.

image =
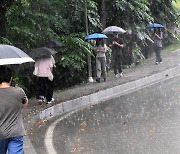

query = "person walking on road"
[33,55,55,104]
[153,28,163,64]
[0,66,28,154]
[95,39,107,83]
[110,33,124,78]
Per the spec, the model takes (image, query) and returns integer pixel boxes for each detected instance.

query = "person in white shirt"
[33,55,55,104]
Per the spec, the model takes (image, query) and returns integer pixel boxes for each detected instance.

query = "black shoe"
[96,78,100,83]
[38,100,43,105]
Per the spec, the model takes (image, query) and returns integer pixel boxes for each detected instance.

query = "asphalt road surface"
[30,75,180,154]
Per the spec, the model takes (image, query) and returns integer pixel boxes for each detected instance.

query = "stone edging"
[24,64,180,154]
[39,65,180,121]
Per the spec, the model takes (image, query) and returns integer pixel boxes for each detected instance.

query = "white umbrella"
[102,26,126,34]
[0,44,34,65]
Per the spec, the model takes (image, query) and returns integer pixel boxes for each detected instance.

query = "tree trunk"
[0,0,14,37]
[100,0,106,29]
[0,4,7,37]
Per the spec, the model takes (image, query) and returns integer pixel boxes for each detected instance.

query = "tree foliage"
[0,0,178,95]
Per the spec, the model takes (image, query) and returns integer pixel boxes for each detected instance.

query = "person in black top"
[110,33,124,78]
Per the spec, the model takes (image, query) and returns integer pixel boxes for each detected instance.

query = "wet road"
[31,75,180,154]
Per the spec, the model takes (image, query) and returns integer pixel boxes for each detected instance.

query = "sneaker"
[46,98,55,104]
[96,78,100,83]
[115,73,123,78]
[46,101,52,104]
[115,74,120,78]
[37,96,45,105]
[155,62,159,65]
[38,99,43,105]
[119,73,123,77]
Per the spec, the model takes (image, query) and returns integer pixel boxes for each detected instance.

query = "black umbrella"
[30,47,57,60]
[0,44,34,65]
[38,40,64,48]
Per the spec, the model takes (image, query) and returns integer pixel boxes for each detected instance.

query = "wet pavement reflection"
[52,76,180,154]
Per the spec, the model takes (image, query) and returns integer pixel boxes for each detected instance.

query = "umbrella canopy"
[0,44,34,65]
[38,40,64,48]
[30,47,57,60]
[85,33,108,40]
[146,23,164,29]
[102,26,126,34]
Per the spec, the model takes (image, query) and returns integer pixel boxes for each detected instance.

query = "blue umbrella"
[146,23,164,29]
[85,33,108,40]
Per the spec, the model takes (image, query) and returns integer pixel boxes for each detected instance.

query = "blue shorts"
[0,136,23,154]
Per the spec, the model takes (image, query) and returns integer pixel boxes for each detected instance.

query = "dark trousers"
[36,77,54,102]
[111,54,122,75]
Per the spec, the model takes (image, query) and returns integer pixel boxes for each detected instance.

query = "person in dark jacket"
[110,33,124,78]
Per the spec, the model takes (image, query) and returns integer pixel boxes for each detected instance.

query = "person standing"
[0,66,28,154]
[153,28,163,65]
[95,39,107,83]
[33,55,55,104]
[110,33,124,78]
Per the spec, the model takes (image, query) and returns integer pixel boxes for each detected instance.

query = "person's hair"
[96,39,104,46]
[0,66,13,84]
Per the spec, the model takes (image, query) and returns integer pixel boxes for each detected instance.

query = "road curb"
[38,65,180,120]
[24,64,180,153]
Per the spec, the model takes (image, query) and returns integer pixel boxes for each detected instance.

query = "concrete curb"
[24,64,180,153]
[38,65,180,120]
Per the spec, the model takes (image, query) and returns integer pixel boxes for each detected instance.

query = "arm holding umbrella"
[96,47,107,53]
[109,33,124,49]
[112,40,124,48]
[95,39,107,53]
[153,28,163,42]
[96,45,107,53]
[154,32,163,40]
[50,55,56,68]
